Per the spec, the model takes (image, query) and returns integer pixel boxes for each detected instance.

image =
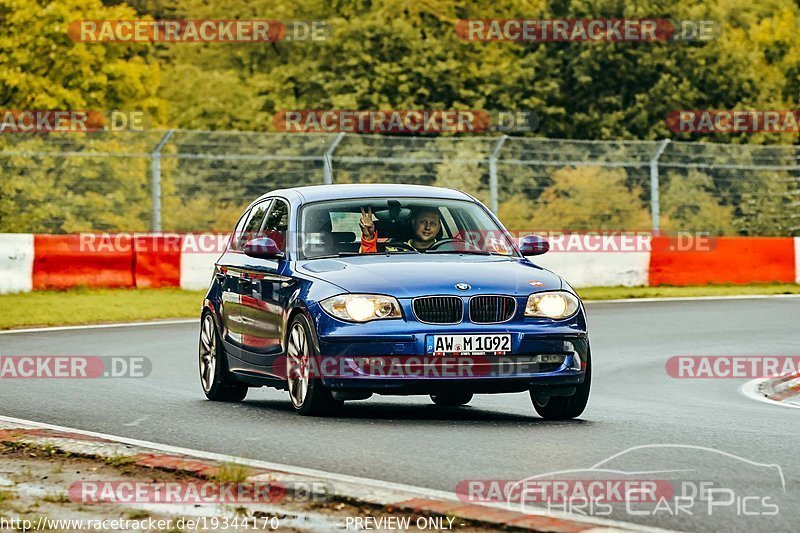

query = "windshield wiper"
[384,249,420,255]
[306,252,364,259]
[428,250,520,258]
[307,249,421,259]
[425,250,495,255]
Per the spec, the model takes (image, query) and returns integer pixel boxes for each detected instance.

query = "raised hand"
[359,206,375,240]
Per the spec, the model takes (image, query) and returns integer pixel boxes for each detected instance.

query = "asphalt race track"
[2,298,798,532]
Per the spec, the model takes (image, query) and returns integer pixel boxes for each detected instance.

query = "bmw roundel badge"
[455,283,471,291]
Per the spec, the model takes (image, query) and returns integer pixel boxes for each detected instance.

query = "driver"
[359,206,441,253]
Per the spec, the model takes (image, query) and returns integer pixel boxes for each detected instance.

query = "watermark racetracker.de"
[458,445,785,522]
[666,356,800,378]
[68,480,332,505]
[455,19,717,42]
[0,356,151,378]
[272,109,538,133]
[667,110,800,133]
[69,20,330,43]
[73,230,718,255]
[0,110,145,133]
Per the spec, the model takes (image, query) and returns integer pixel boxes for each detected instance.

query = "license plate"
[426,334,511,355]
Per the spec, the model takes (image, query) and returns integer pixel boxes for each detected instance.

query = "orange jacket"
[360,231,378,253]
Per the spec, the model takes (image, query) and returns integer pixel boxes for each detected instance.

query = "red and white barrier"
[648,236,796,286]
[796,237,800,284]
[0,234,34,293]
[33,234,134,290]
[0,234,798,294]
[532,250,650,287]
[178,234,230,290]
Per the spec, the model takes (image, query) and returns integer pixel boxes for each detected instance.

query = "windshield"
[299,197,518,259]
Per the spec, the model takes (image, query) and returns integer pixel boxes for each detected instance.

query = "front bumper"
[309,301,589,394]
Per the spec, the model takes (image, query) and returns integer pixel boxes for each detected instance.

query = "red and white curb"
[0,415,672,532]
[741,373,800,409]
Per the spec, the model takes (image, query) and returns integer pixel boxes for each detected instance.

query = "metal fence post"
[151,129,175,232]
[649,139,670,235]
[323,132,345,185]
[489,135,509,213]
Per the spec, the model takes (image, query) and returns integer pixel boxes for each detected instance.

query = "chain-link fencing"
[1,131,798,235]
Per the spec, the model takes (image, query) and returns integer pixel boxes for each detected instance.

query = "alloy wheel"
[287,322,310,408]
[199,314,217,392]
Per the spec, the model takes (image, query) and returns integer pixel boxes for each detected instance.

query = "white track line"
[0,319,197,335]
[2,293,798,334]
[584,293,800,304]
[0,414,670,532]
[740,378,800,410]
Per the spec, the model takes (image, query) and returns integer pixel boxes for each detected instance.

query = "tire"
[286,314,343,416]
[530,350,591,420]
[199,312,248,402]
[430,392,473,406]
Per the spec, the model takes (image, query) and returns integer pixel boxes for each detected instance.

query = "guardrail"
[1,234,797,294]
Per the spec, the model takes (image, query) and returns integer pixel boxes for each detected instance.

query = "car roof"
[252,184,474,206]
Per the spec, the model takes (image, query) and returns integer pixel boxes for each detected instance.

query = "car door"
[236,198,293,373]
[219,199,272,349]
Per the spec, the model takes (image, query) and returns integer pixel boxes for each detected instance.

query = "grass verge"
[0,287,204,330]
[577,282,800,300]
[0,283,798,330]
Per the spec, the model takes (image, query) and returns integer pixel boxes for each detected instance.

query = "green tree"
[660,170,736,235]
[522,166,652,230]
[0,0,165,233]
[0,0,163,112]
[735,171,798,236]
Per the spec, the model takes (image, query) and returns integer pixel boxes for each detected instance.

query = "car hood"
[297,255,563,298]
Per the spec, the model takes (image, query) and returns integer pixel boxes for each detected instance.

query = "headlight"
[320,294,403,323]
[525,291,580,319]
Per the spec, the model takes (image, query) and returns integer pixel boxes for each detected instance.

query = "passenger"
[359,206,441,253]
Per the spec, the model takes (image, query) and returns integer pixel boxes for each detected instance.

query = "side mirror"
[519,235,549,256]
[243,237,283,259]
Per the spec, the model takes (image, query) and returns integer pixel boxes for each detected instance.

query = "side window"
[233,200,271,250]
[261,199,289,251]
[229,208,251,251]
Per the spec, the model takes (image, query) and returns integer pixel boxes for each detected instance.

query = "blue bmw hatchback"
[199,184,590,418]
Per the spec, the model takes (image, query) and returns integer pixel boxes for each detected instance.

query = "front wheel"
[199,312,248,402]
[286,314,343,416]
[530,351,591,420]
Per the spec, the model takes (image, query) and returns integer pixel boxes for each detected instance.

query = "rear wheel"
[286,314,343,416]
[530,351,591,420]
[430,392,473,406]
[199,312,248,402]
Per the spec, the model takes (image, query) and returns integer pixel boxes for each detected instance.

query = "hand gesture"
[359,207,375,240]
